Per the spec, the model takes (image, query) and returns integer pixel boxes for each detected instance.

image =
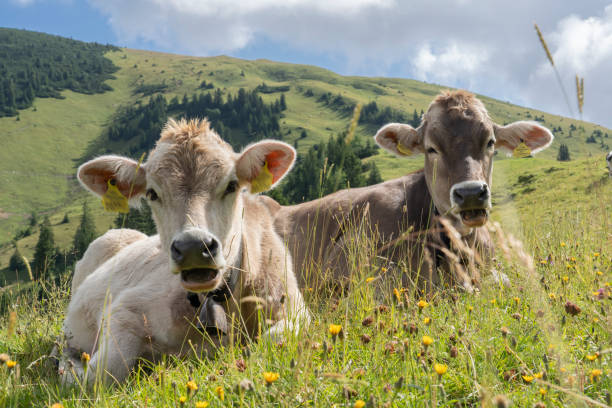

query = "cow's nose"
[171,232,220,268]
[451,181,490,208]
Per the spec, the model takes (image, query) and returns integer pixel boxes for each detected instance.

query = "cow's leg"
[72,229,147,293]
[263,287,310,341]
[61,301,146,386]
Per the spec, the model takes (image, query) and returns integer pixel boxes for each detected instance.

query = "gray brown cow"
[271,90,553,290]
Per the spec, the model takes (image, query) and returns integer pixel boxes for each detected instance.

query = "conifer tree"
[73,201,97,258]
[557,144,571,161]
[366,162,383,185]
[33,217,56,277]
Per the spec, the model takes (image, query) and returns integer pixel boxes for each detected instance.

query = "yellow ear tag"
[512,142,532,158]
[102,179,129,213]
[250,161,274,194]
[397,142,413,156]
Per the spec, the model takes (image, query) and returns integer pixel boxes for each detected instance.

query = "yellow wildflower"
[468,306,474,312]
[513,297,520,304]
[490,299,496,305]
[593,252,600,257]
[186,380,198,391]
[596,270,602,276]
[393,288,401,302]
[570,257,576,262]
[417,300,428,309]
[560,242,566,247]
[215,386,224,401]
[423,317,431,325]
[51,404,64,408]
[522,375,534,383]
[540,260,547,265]
[433,363,448,376]
[263,371,280,385]
[381,267,388,273]
[589,369,602,381]
[593,318,599,323]
[354,400,366,408]
[533,372,543,379]
[562,276,568,283]
[548,293,556,300]
[539,388,547,396]
[81,352,90,363]
[365,277,375,283]
[178,396,187,405]
[6,360,16,368]
[585,353,598,361]
[329,324,342,337]
[422,335,433,347]
[195,402,209,408]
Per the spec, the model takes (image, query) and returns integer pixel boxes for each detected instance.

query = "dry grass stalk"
[345,103,362,145]
[21,254,33,281]
[534,24,554,66]
[534,23,574,117]
[575,75,584,115]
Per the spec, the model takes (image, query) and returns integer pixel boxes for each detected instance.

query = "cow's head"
[78,118,295,292]
[375,90,553,234]
[607,151,612,176]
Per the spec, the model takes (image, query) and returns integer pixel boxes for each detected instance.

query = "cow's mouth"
[180,268,220,292]
[459,209,488,227]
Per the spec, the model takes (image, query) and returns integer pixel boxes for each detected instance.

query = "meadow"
[0,153,610,407]
[0,32,611,407]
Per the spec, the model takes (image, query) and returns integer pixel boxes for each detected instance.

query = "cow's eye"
[487,139,495,149]
[426,147,438,154]
[224,180,239,197]
[146,188,159,201]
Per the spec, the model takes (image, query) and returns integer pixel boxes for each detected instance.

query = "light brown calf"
[272,91,553,290]
[59,118,308,384]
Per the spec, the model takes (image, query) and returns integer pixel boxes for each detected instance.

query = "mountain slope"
[0,29,610,272]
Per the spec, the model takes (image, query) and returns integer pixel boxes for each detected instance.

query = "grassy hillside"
[1,45,610,261]
[0,31,610,407]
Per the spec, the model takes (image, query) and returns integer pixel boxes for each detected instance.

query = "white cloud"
[87,0,612,127]
[413,43,489,88]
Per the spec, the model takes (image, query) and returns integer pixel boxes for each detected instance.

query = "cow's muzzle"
[171,230,224,292]
[450,181,491,227]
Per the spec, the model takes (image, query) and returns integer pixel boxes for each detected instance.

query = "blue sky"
[2,0,611,128]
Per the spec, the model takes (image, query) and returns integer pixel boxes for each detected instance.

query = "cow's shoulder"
[72,228,148,293]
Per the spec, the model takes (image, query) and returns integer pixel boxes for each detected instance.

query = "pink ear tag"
[102,179,129,213]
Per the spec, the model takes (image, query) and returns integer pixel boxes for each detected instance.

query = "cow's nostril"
[479,185,490,200]
[171,241,183,263]
[203,237,219,257]
[452,189,464,204]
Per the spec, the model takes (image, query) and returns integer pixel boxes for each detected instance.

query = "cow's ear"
[236,140,296,194]
[494,121,554,155]
[78,155,147,204]
[374,123,423,157]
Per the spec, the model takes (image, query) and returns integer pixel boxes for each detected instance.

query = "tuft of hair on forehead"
[429,90,489,122]
[159,117,225,147]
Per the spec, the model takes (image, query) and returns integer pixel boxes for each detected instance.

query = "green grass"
[0,154,610,407]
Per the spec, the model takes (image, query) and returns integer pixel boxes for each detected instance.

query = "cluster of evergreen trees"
[102,87,286,156]
[0,28,118,117]
[274,132,382,204]
[308,90,422,128]
[8,202,97,281]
